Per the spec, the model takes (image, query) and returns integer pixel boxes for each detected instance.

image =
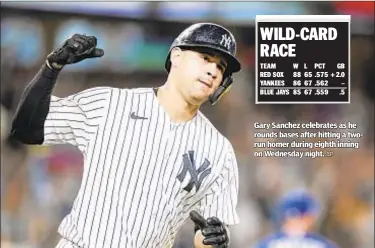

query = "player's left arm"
[191,144,239,248]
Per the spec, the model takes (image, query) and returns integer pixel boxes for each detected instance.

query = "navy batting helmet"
[165,23,241,105]
[276,189,321,223]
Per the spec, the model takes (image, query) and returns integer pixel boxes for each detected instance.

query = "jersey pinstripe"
[43,87,239,248]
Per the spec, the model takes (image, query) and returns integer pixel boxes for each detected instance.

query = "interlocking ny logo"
[177,151,211,193]
[220,34,232,50]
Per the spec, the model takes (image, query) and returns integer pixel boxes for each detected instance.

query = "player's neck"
[157,83,199,123]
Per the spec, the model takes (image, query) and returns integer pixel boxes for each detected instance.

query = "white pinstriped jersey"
[44,87,239,248]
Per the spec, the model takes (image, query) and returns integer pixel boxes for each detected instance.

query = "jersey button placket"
[165,123,177,157]
[161,124,177,195]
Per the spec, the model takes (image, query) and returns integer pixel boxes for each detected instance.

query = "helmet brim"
[165,44,241,74]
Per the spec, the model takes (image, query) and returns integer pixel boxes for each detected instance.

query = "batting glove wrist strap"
[46,34,104,71]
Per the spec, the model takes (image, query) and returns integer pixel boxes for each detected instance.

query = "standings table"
[255,15,351,104]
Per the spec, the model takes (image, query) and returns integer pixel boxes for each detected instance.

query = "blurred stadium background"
[1,1,374,248]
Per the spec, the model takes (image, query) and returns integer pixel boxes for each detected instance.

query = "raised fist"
[46,34,104,70]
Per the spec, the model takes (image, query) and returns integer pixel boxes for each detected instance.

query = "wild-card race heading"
[255,15,350,104]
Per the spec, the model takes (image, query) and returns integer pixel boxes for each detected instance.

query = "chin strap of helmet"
[209,74,233,105]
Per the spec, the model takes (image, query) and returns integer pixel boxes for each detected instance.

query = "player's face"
[284,215,317,231]
[178,48,227,104]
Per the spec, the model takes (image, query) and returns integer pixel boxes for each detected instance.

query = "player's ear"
[170,47,183,69]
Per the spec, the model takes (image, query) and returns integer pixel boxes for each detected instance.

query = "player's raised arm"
[10,34,109,153]
[191,144,240,248]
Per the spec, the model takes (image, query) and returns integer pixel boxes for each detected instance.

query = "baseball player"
[10,23,241,248]
[254,189,339,248]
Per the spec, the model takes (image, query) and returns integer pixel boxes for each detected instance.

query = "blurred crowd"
[1,2,374,248]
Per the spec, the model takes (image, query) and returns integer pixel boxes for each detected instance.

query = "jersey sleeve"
[198,144,240,226]
[42,87,112,154]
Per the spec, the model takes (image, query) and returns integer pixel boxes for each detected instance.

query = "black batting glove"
[46,34,104,71]
[190,211,229,248]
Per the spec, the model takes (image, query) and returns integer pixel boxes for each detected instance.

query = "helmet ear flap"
[209,75,233,105]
